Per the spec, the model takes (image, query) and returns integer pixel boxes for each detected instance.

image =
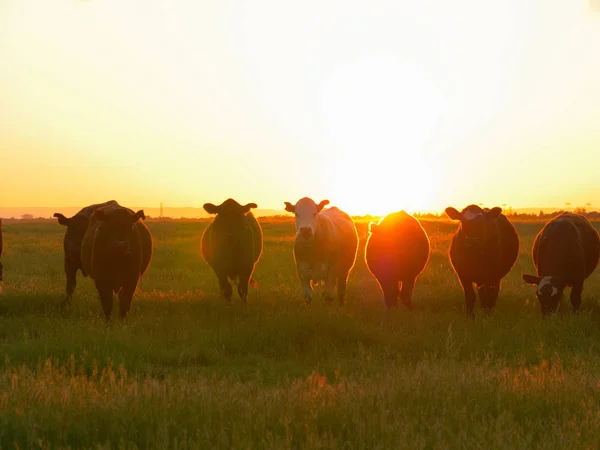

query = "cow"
[0,219,3,292]
[284,197,359,304]
[522,212,600,316]
[54,200,119,303]
[201,199,263,303]
[365,211,430,310]
[80,203,153,320]
[445,204,519,316]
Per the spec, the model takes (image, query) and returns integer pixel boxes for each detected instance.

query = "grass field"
[1,217,600,449]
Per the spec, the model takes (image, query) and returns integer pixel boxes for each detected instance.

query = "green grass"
[1,218,600,449]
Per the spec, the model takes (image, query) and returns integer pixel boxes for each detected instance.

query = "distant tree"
[20,214,33,220]
[539,210,544,217]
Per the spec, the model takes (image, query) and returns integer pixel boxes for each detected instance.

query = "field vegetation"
[1,217,600,449]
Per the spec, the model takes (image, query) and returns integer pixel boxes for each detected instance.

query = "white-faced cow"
[54,200,119,303]
[523,212,600,316]
[81,203,153,320]
[201,199,263,303]
[365,211,430,310]
[445,204,519,316]
[284,197,359,304]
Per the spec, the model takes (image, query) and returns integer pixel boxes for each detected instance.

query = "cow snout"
[299,227,313,238]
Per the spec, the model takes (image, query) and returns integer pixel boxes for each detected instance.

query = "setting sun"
[318,55,445,215]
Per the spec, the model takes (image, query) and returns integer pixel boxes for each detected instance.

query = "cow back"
[135,220,153,276]
[76,200,119,219]
[449,213,519,282]
[365,211,430,279]
[201,213,262,270]
[318,207,359,273]
[533,213,599,280]
[246,213,263,264]
[81,207,150,283]
[495,214,520,277]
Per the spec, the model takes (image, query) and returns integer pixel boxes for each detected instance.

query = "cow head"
[477,283,500,311]
[204,199,257,244]
[284,197,329,239]
[92,208,146,256]
[522,274,564,315]
[54,212,93,259]
[445,205,502,253]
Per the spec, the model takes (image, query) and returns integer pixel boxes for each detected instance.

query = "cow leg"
[217,274,233,303]
[118,282,137,319]
[399,278,415,311]
[479,284,500,314]
[570,280,584,312]
[237,271,251,304]
[296,274,312,303]
[95,280,114,321]
[323,270,336,303]
[64,260,78,304]
[379,279,399,309]
[336,272,350,305]
[296,262,314,303]
[458,276,476,317]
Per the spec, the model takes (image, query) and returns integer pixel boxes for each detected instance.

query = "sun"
[317,54,447,216]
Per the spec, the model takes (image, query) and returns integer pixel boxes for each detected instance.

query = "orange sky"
[2,0,600,216]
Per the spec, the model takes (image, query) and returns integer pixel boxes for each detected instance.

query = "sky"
[1,0,600,216]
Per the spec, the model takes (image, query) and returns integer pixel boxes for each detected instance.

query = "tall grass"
[0,218,599,449]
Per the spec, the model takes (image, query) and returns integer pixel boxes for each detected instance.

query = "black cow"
[201,199,263,303]
[365,211,430,309]
[523,212,600,315]
[0,219,3,289]
[54,200,118,303]
[81,204,153,320]
[445,205,519,316]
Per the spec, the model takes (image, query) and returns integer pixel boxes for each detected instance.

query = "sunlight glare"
[318,55,446,215]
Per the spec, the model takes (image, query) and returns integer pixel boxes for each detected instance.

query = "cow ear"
[444,207,462,221]
[203,203,219,214]
[486,207,503,219]
[92,210,106,222]
[368,222,378,233]
[53,213,70,226]
[132,210,146,222]
[317,200,330,212]
[522,274,541,285]
[284,202,295,213]
[241,203,258,213]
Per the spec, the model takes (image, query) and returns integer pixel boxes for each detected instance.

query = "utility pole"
[159,202,164,218]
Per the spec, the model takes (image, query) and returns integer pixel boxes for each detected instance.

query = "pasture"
[1,217,600,449]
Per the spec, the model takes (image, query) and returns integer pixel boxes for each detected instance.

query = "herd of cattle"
[0,198,599,319]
